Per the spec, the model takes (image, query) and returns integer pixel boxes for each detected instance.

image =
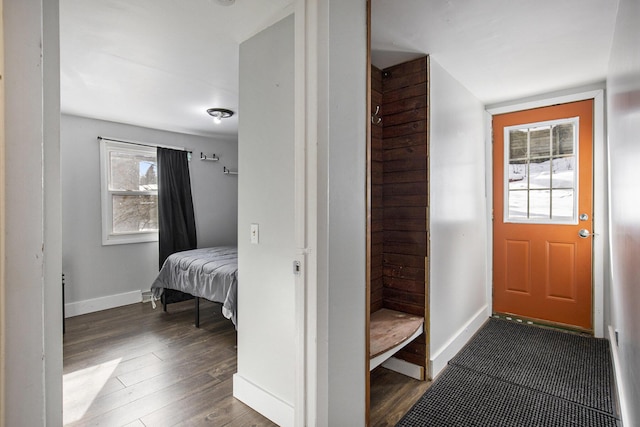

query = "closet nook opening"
[368,56,429,379]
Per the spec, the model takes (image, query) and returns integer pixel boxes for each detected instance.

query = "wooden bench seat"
[369,308,424,371]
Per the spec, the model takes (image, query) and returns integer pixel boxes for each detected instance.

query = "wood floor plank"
[67,361,223,421]
[110,352,164,378]
[206,353,238,383]
[64,331,177,375]
[117,347,235,387]
[177,396,269,427]
[63,300,275,427]
[64,374,125,409]
[140,377,274,427]
[178,401,255,427]
[152,329,236,362]
[219,409,279,427]
[138,378,233,427]
[65,300,427,426]
[68,372,219,427]
[63,302,223,374]
[370,367,432,427]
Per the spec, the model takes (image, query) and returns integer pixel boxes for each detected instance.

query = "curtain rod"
[97,136,192,154]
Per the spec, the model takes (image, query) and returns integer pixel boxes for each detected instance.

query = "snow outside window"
[100,139,159,245]
[504,118,579,224]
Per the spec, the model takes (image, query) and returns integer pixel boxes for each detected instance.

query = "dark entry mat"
[396,364,619,427]
[449,318,615,414]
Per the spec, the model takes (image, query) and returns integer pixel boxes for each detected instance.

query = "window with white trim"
[504,118,579,224]
[100,139,158,245]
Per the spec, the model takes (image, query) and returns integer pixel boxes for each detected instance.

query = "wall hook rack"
[223,166,238,175]
[200,152,219,161]
[371,105,382,125]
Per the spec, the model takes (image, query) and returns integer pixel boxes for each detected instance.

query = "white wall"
[234,14,296,426]
[61,114,238,311]
[319,1,368,424]
[606,0,640,424]
[428,58,490,377]
[3,0,63,425]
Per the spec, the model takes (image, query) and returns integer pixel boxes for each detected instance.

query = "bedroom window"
[100,139,158,245]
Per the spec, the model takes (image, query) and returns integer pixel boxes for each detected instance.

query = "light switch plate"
[250,223,259,244]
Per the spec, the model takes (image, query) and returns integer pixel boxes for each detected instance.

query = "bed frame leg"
[195,297,200,328]
[162,288,167,312]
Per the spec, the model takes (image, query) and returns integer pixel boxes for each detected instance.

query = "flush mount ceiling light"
[215,0,236,6]
[207,108,234,124]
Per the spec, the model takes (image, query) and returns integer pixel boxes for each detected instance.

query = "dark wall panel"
[370,65,384,314]
[381,56,428,369]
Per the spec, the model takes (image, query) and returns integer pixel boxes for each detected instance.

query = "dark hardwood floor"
[370,366,432,427]
[63,299,276,426]
[64,300,431,426]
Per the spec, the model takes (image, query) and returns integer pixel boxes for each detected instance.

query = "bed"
[151,246,238,327]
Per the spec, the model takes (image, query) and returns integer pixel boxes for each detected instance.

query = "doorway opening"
[366,54,431,424]
[492,99,594,332]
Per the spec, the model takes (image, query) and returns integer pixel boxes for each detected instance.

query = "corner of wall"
[429,306,489,378]
[233,373,295,427]
[607,325,631,425]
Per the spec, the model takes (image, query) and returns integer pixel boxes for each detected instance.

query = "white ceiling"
[60,0,619,138]
[371,0,619,106]
[60,0,294,138]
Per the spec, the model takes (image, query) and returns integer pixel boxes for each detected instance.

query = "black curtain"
[157,147,197,268]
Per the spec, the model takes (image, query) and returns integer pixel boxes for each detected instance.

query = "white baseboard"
[233,373,294,427]
[141,290,153,303]
[429,305,489,378]
[608,325,630,426]
[65,290,142,318]
[382,357,424,380]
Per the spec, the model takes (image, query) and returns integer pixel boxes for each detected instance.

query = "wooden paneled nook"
[368,55,430,384]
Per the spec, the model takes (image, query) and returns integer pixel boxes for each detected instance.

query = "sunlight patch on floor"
[63,358,122,424]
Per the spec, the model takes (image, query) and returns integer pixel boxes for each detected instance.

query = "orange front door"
[492,100,594,331]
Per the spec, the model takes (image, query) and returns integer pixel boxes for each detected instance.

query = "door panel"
[547,242,576,300]
[493,100,593,331]
[505,240,530,294]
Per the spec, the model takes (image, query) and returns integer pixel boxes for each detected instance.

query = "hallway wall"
[3,0,62,424]
[317,0,368,424]
[606,0,640,424]
[235,14,296,425]
[428,58,490,377]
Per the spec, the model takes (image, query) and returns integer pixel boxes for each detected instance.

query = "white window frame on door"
[486,88,606,338]
[503,117,580,225]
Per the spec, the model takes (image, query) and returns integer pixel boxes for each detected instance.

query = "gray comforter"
[151,246,238,327]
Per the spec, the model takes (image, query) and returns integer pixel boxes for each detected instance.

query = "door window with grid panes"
[504,118,579,224]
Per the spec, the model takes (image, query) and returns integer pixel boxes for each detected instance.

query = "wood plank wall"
[381,57,428,368]
[371,65,384,314]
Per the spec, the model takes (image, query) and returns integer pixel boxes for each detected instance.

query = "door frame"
[486,88,606,337]
[0,1,5,420]
[294,1,317,424]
